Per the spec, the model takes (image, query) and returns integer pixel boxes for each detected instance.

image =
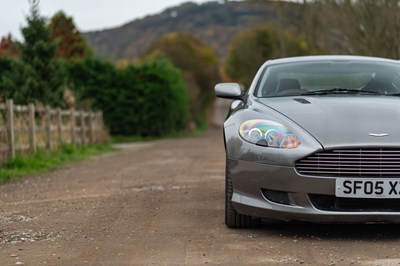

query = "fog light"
[262,189,292,205]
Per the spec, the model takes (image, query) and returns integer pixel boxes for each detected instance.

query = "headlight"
[239,119,301,149]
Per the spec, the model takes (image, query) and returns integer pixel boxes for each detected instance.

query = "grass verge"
[0,143,114,184]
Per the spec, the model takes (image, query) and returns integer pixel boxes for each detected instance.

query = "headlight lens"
[239,119,301,148]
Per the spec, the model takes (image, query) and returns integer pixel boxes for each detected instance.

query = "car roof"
[265,55,400,66]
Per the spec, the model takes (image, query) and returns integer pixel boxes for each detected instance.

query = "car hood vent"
[293,98,311,104]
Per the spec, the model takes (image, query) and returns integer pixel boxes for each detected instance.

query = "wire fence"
[0,99,106,164]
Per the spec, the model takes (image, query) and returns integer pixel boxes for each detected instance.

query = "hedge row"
[68,58,189,136]
[0,56,189,137]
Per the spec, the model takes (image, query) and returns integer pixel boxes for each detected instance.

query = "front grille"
[309,194,400,212]
[296,149,400,177]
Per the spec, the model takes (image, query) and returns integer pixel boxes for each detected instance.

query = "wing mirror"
[215,83,244,100]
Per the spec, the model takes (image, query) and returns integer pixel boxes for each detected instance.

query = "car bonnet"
[255,96,400,149]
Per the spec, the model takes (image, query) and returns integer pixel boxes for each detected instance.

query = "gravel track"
[1,128,400,265]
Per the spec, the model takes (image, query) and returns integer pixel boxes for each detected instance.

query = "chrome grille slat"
[300,171,400,175]
[307,154,400,157]
[295,148,400,177]
[298,163,400,169]
[297,165,400,169]
[334,150,400,153]
[298,160,400,163]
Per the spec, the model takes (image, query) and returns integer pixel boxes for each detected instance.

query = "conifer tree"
[17,0,65,106]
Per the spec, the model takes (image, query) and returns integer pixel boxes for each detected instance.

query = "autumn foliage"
[0,35,19,57]
[225,26,312,88]
[145,33,220,128]
[49,11,92,60]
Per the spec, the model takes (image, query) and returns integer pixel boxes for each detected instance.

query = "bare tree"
[293,0,400,58]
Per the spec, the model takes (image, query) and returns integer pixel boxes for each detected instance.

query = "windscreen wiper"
[301,88,383,95]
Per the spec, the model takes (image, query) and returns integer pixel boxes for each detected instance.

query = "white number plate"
[336,178,400,198]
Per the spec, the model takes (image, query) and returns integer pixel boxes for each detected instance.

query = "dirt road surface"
[2,127,400,265]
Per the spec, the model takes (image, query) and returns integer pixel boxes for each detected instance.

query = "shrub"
[68,58,188,136]
[115,60,188,136]
[145,33,220,128]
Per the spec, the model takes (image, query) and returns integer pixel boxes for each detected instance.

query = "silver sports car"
[216,55,400,228]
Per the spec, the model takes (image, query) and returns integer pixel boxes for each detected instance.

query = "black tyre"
[225,158,259,228]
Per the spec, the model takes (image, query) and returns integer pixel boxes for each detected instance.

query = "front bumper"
[230,158,400,223]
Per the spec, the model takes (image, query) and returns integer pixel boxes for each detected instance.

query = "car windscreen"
[254,60,400,97]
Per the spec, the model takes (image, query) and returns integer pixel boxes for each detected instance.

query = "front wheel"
[225,158,259,228]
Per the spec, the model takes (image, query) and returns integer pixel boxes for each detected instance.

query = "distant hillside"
[83,0,279,61]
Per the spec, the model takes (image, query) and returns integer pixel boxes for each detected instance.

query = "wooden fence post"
[0,100,105,165]
[93,112,96,144]
[6,99,15,159]
[98,111,104,142]
[88,112,94,144]
[45,106,51,150]
[57,108,62,147]
[28,103,36,153]
[70,109,75,145]
[80,111,85,146]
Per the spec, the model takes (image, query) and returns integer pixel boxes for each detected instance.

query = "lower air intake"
[309,194,400,212]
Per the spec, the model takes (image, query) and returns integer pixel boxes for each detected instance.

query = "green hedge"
[68,58,188,136]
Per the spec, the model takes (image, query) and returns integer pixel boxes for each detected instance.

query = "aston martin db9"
[215,55,400,228]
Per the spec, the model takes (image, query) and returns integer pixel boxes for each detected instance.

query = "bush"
[145,33,220,128]
[115,60,188,136]
[68,58,188,136]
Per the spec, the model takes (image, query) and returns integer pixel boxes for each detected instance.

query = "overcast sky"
[1,0,216,40]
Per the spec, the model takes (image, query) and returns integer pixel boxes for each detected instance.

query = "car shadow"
[250,220,400,241]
